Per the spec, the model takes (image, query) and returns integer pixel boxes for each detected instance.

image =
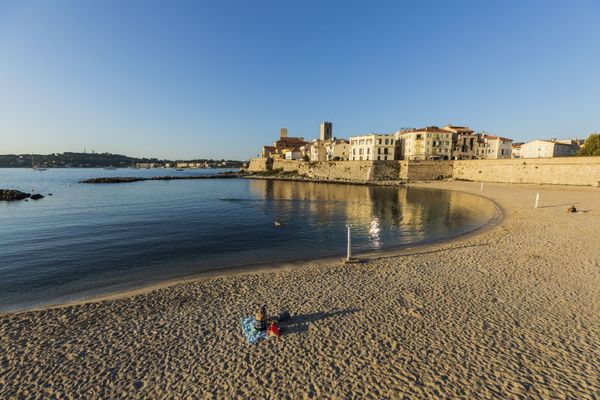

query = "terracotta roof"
[483,135,513,142]
[406,126,452,134]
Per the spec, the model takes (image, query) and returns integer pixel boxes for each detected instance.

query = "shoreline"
[4,183,503,316]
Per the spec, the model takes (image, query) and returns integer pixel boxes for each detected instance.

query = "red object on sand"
[267,324,281,337]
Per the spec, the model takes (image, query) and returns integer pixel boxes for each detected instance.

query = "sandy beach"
[1,181,599,399]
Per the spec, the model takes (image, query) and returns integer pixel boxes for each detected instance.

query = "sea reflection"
[248,179,494,251]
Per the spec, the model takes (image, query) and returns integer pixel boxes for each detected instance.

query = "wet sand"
[1,181,598,399]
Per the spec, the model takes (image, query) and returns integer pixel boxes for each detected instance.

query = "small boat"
[176,168,185,171]
[274,221,282,227]
[31,154,47,171]
[103,166,117,170]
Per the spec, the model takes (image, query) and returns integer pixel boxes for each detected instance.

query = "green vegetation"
[578,134,600,156]
[0,152,246,168]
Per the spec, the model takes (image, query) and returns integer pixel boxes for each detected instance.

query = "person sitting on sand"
[567,205,577,213]
[253,305,267,331]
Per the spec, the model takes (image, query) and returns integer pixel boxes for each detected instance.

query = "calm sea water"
[0,168,496,312]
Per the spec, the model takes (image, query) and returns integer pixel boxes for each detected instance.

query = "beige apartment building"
[349,134,396,161]
[395,127,452,160]
[520,140,574,158]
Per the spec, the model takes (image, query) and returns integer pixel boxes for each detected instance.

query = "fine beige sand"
[1,181,599,399]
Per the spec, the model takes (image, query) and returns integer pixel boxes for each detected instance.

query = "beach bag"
[267,324,282,337]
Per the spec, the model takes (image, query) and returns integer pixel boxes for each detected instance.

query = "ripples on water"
[0,168,496,311]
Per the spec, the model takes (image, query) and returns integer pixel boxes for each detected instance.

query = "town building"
[478,135,513,159]
[260,128,307,159]
[284,148,303,160]
[310,142,327,162]
[320,122,333,141]
[442,125,479,160]
[511,142,524,158]
[395,127,452,160]
[349,134,396,161]
[555,139,585,155]
[299,143,312,160]
[519,140,576,158]
[325,139,350,161]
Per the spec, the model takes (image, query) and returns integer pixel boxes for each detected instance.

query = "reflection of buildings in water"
[246,180,493,247]
[397,188,428,242]
[248,179,377,228]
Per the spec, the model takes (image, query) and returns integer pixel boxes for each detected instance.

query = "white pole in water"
[480,182,484,192]
[535,193,540,209]
[346,224,352,261]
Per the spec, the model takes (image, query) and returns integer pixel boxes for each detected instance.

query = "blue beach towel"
[241,316,269,344]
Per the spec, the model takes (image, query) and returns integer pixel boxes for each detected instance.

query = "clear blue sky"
[1,0,599,160]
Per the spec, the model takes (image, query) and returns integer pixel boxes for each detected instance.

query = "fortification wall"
[247,158,272,172]
[453,157,600,186]
[272,159,392,181]
[250,157,600,186]
[400,160,454,181]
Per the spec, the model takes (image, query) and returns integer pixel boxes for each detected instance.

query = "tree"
[578,133,600,156]
[302,154,310,162]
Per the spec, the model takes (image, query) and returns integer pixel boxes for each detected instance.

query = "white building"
[479,135,513,159]
[520,140,574,158]
[395,127,452,160]
[349,134,396,161]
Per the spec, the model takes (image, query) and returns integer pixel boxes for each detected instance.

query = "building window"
[384,148,388,155]
[377,156,381,160]
[378,148,381,154]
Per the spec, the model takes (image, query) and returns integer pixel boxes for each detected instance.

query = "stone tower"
[320,121,332,141]
[280,128,288,138]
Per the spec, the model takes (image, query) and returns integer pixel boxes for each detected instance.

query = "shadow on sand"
[539,202,579,209]
[283,308,361,335]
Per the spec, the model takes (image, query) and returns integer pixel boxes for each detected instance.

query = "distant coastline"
[0,152,246,169]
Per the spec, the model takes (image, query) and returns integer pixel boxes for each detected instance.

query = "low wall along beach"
[247,157,600,186]
[453,157,600,186]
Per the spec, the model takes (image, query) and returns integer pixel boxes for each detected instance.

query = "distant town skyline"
[1,1,599,160]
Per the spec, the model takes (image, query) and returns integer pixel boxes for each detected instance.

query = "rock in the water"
[30,193,45,200]
[0,189,31,201]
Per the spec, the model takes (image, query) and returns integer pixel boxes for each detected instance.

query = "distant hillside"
[0,152,246,168]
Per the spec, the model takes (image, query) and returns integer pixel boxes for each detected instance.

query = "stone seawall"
[247,157,600,186]
[453,157,600,186]
[247,158,272,172]
[400,160,454,181]
[272,159,400,181]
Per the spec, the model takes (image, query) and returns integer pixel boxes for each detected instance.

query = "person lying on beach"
[253,305,267,331]
[567,205,577,213]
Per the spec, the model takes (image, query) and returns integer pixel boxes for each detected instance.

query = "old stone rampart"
[453,157,600,186]
[247,157,600,186]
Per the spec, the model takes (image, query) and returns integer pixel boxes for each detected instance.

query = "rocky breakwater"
[0,189,45,201]
[80,171,246,184]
